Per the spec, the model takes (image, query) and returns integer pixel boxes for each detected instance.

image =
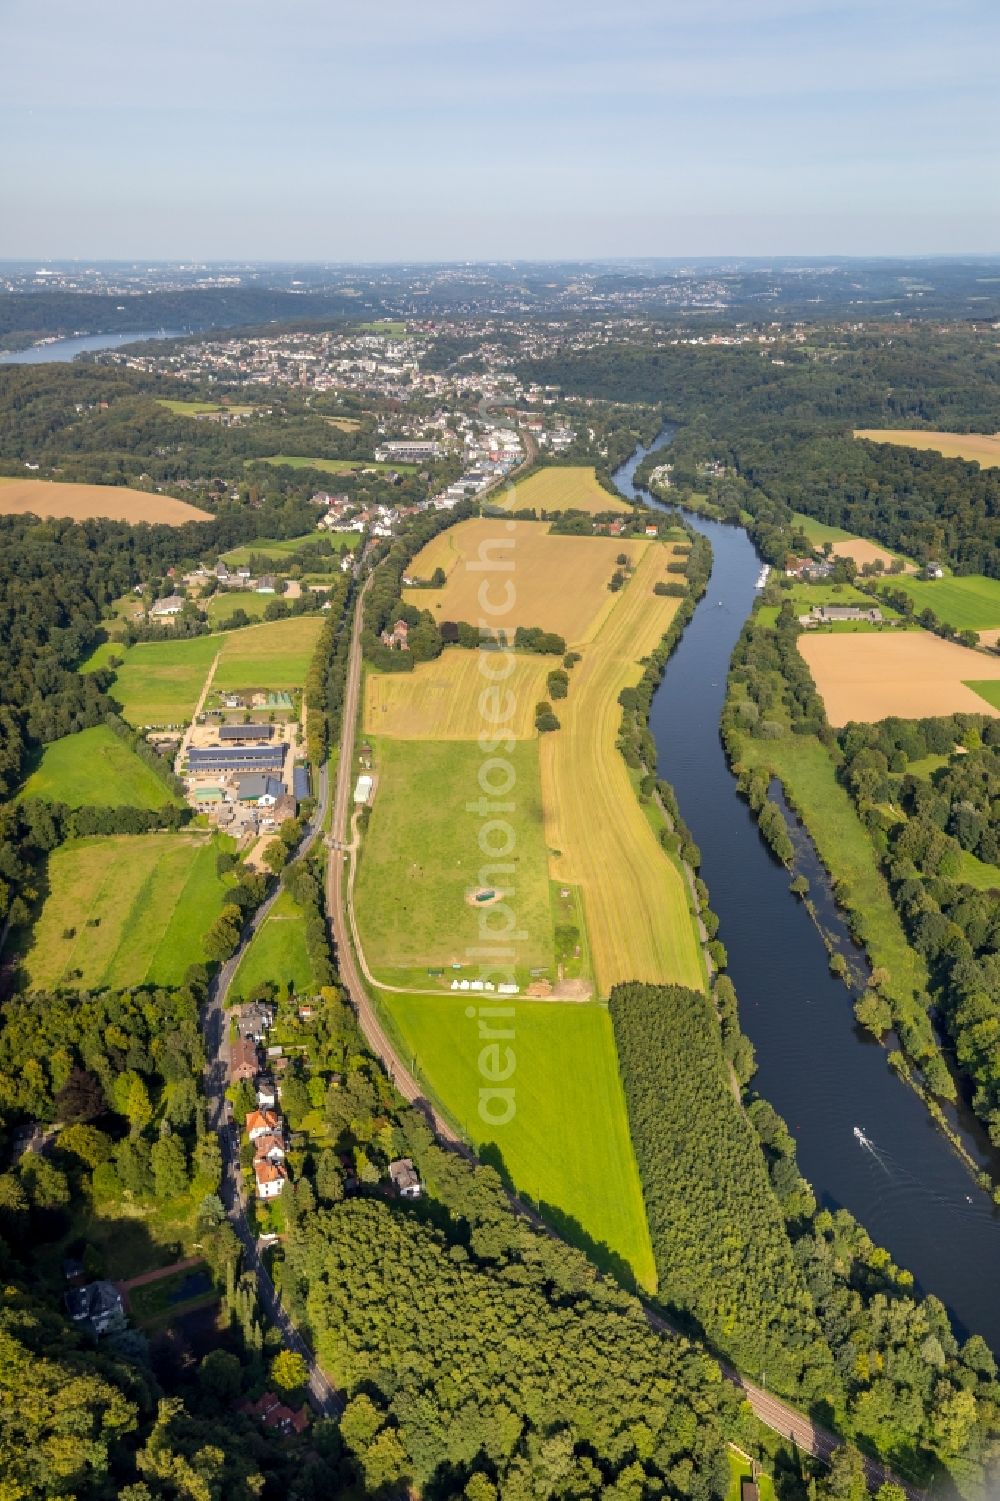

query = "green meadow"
[231,888,316,998]
[17,725,180,810]
[380,990,656,1288]
[966,680,1000,710]
[254,454,415,475]
[212,616,324,692]
[789,511,858,546]
[20,834,233,990]
[354,738,554,987]
[756,580,907,630]
[203,591,273,625]
[110,635,220,724]
[879,573,1000,632]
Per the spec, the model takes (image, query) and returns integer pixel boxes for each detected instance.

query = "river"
[613,431,1000,1354]
[0,330,181,364]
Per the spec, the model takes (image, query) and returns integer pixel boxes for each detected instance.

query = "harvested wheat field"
[855,430,1000,468]
[404,518,647,644]
[0,479,212,525]
[490,464,632,515]
[799,630,1000,725]
[364,649,551,739]
[829,538,902,571]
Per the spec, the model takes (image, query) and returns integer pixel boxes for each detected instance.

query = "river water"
[0,330,181,364]
[613,432,1000,1353]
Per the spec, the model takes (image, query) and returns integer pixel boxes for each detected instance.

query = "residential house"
[150,594,184,617]
[256,575,277,594]
[237,1001,276,1042]
[253,1158,288,1199]
[253,1132,286,1165]
[230,1037,260,1082]
[245,1108,283,1141]
[255,1075,277,1109]
[65,1281,126,1337]
[388,1157,422,1199]
[924,562,945,579]
[238,1392,310,1436]
[380,619,410,651]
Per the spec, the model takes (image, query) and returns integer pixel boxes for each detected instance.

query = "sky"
[2,0,998,260]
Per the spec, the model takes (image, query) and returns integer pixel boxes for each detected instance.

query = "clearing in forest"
[0,479,211,526]
[798,630,1000,725]
[363,650,552,740]
[855,429,1000,468]
[490,465,632,515]
[404,518,647,645]
[19,834,233,990]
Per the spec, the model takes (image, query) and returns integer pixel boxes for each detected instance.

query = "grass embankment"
[17,725,180,810]
[20,834,233,990]
[378,989,656,1289]
[491,465,632,515]
[231,888,316,998]
[354,737,555,988]
[877,573,1000,633]
[737,733,928,1023]
[541,546,704,994]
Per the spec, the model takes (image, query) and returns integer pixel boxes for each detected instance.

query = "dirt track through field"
[799,630,1000,725]
[0,478,212,525]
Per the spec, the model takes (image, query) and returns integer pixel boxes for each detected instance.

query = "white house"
[254,1159,288,1200]
[245,1108,282,1141]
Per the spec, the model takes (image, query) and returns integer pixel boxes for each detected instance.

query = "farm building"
[804,604,882,626]
[150,594,185,617]
[218,723,275,743]
[293,764,311,800]
[236,773,285,805]
[188,744,287,774]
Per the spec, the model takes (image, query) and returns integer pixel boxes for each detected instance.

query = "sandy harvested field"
[364,650,551,739]
[855,430,1000,468]
[404,518,647,644]
[540,544,704,995]
[829,538,900,571]
[492,464,632,514]
[979,629,1000,649]
[0,479,212,525]
[799,631,1000,725]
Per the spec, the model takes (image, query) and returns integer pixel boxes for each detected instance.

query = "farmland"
[354,738,554,987]
[203,591,273,625]
[756,580,908,631]
[539,545,704,993]
[222,532,359,566]
[255,454,413,475]
[967,681,1000,711]
[492,464,632,515]
[404,517,647,644]
[877,573,1000,633]
[829,537,900,571]
[110,635,220,725]
[363,651,551,740]
[0,479,212,526]
[212,615,324,692]
[798,630,1000,724]
[17,725,180,810]
[790,512,857,545]
[379,991,656,1288]
[855,429,1000,468]
[19,834,232,990]
[156,399,254,417]
[231,888,315,999]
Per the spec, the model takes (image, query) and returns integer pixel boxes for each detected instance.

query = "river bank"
[613,432,1000,1358]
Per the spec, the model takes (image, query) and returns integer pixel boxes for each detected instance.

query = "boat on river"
[755,564,771,590]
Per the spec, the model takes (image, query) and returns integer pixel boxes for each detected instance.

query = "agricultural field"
[17,725,180,810]
[157,399,254,417]
[404,518,647,645]
[356,320,408,336]
[0,479,211,526]
[855,429,1000,468]
[354,738,555,987]
[539,545,704,994]
[363,651,551,740]
[790,512,858,546]
[798,631,1000,724]
[19,834,233,990]
[492,465,631,515]
[78,640,125,674]
[380,991,656,1288]
[325,416,361,432]
[757,580,908,630]
[829,537,900,571]
[255,454,413,475]
[110,634,220,725]
[221,533,316,563]
[877,573,1000,633]
[213,615,324,692]
[231,888,315,998]
[966,680,1000,711]
[203,591,274,625]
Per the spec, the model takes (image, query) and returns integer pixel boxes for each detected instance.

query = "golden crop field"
[855,429,1000,468]
[540,545,704,995]
[491,464,632,514]
[404,518,647,645]
[799,630,1000,725]
[364,650,552,739]
[829,538,901,571]
[0,479,212,526]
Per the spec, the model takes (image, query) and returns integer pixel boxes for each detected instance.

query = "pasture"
[17,725,180,810]
[203,591,273,625]
[966,681,1000,711]
[381,991,656,1288]
[110,635,220,725]
[403,518,647,645]
[492,465,631,515]
[354,738,555,986]
[798,631,1000,725]
[539,545,704,994]
[255,454,413,475]
[877,573,1000,633]
[213,616,324,692]
[325,416,361,432]
[231,888,315,998]
[855,429,1000,468]
[757,580,907,631]
[0,479,211,526]
[20,834,232,990]
[790,512,857,545]
[363,650,551,740]
[221,533,316,563]
[157,399,254,417]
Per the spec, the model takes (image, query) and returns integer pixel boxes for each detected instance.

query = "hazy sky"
[2,0,998,260]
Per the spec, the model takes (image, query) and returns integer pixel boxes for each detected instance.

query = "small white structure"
[354,773,374,805]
